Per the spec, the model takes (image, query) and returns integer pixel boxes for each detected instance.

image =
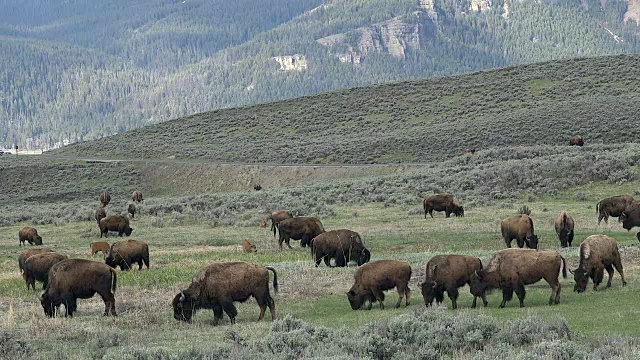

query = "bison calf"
[23,252,68,290]
[18,248,54,273]
[500,214,538,249]
[554,210,575,247]
[242,239,257,253]
[173,261,278,325]
[421,254,486,309]
[41,259,117,317]
[99,215,133,238]
[90,241,110,258]
[347,260,411,310]
[128,204,136,219]
[105,240,149,270]
[311,229,370,267]
[19,227,43,246]
[423,194,464,218]
[572,235,626,293]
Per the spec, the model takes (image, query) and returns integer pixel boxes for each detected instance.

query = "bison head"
[356,248,371,266]
[105,255,116,268]
[346,285,368,310]
[452,206,464,217]
[124,227,133,236]
[173,291,195,322]
[34,235,43,245]
[573,269,589,293]
[420,280,444,307]
[40,293,55,317]
[469,271,490,298]
[526,234,539,250]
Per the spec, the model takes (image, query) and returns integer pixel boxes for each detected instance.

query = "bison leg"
[335,252,346,267]
[434,291,444,305]
[514,283,526,308]
[396,285,410,308]
[553,282,561,305]
[144,255,150,269]
[99,292,117,316]
[445,210,451,218]
[636,232,640,243]
[446,286,459,310]
[612,258,627,287]
[212,304,224,326]
[268,295,276,321]
[499,286,513,308]
[516,237,525,248]
[64,296,77,317]
[222,302,238,324]
[593,266,604,291]
[604,264,614,288]
[371,288,386,310]
[503,237,512,248]
[567,232,574,247]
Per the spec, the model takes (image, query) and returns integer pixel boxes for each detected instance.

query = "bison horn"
[179,291,185,302]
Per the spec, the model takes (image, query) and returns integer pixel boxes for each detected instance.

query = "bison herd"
[11,190,638,325]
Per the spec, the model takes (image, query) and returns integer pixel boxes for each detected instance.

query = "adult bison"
[105,240,149,271]
[423,194,464,218]
[620,201,640,241]
[267,210,292,237]
[311,229,371,267]
[172,262,277,325]
[128,204,136,219]
[23,252,68,290]
[40,259,117,317]
[554,211,575,247]
[572,235,626,293]
[99,191,111,207]
[131,191,144,202]
[276,216,325,250]
[347,260,411,310]
[596,195,634,225]
[19,227,43,246]
[99,215,133,238]
[421,254,486,309]
[569,135,584,146]
[18,248,54,273]
[469,249,567,308]
[95,207,107,225]
[500,214,538,249]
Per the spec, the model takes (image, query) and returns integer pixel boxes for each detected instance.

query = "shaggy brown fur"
[421,254,486,309]
[620,201,640,242]
[569,135,584,146]
[242,239,257,253]
[41,259,117,317]
[95,207,107,225]
[172,261,278,325]
[90,241,110,258]
[105,240,149,270]
[423,194,464,218]
[18,248,54,273]
[311,229,370,267]
[347,260,411,310]
[277,216,325,250]
[99,215,133,238]
[268,210,293,237]
[18,227,43,246]
[572,235,627,293]
[23,252,68,290]
[469,249,567,308]
[597,195,634,225]
[500,214,538,249]
[128,204,136,219]
[554,211,575,247]
[99,191,111,207]
[131,191,144,202]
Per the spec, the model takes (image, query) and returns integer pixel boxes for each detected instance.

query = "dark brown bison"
[423,194,464,218]
[90,241,110,258]
[95,207,107,225]
[597,195,634,225]
[253,184,262,191]
[421,254,486,309]
[23,252,68,290]
[469,249,567,308]
[99,215,133,238]
[99,191,111,207]
[40,259,117,317]
[500,214,538,249]
[347,260,411,310]
[131,191,144,202]
[242,239,257,253]
[105,240,149,270]
[276,216,325,250]
[620,201,640,241]
[569,135,584,146]
[572,235,627,293]
[268,210,293,237]
[172,261,277,325]
[554,210,575,248]
[127,204,136,219]
[311,229,370,267]
[19,227,43,246]
[18,248,54,273]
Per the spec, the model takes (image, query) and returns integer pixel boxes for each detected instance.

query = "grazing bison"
[99,191,111,207]
[95,207,107,225]
[554,211,575,248]
[172,261,277,325]
[620,201,640,241]
[277,216,325,250]
[128,204,136,219]
[268,210,293,237]
[105,240,149,270]
[99,215,133,238]
[90,241,110,258]
[347,260,411,310]
[18,248,54,273]
[423,194,464,218]
[242,239,257,253]
[23,252,68,290]
[572,235,626,293]
[19,227,43,246]
[131,191,144,202]
[311,229,371,267]
[421,254,486,309]
[500,214,539,249]
[596,195,634,225]
[253,184,262,191]
[469,249,567,308]
[41,259,117,317]
[569,135,584,146]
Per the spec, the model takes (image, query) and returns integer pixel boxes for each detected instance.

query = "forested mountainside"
[2,0,640,149]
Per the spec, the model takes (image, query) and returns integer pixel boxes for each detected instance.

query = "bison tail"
[266,266,278,293]
[596,202,600,215]
[560,256,568,279]
[110,268,118,293]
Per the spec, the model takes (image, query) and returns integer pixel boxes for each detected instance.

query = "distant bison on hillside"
[128,204,136,219]
[569,135,584,146]
[423,194,464,218]
[19,227,43,246]
[597,195,634,225]
[99,191,111,207]
[131,191,143,202]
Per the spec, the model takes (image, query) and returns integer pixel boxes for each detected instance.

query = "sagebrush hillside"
[52,55,640,163]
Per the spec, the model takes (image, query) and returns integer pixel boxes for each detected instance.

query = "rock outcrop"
[273,55,308,71]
